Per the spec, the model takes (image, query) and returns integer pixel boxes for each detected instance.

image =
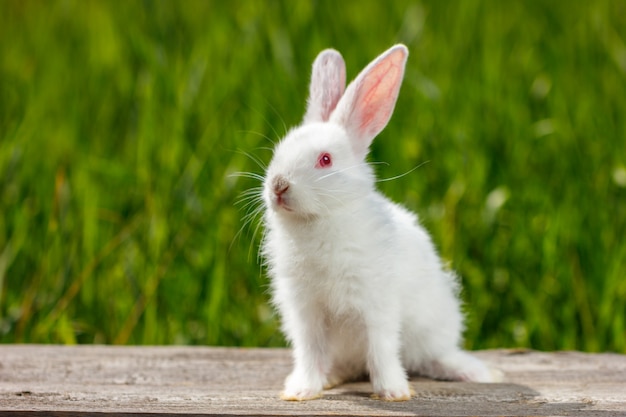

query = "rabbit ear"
[303,49,347,123]
[331,44,408,158]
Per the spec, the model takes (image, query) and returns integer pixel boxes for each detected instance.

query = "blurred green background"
[1,0,624,352]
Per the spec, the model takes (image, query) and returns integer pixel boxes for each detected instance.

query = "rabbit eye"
[316,152,332,169]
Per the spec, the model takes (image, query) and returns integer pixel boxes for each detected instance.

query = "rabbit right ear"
[303,49,346,123]
[330,45,408,159]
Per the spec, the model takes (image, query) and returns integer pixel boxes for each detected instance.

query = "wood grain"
[1,345,625,416]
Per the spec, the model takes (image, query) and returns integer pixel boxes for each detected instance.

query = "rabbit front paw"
[372,384,414,402]
[281,386,323,401]
[280,371,324,401]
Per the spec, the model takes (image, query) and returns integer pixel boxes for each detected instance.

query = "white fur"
[261,45,496,402]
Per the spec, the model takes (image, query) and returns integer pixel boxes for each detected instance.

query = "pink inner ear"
[356,50,406,139]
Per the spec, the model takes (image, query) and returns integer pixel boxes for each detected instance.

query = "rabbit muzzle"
[270,175,292,211]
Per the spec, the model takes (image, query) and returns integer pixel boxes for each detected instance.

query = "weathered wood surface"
[0,346,625,416]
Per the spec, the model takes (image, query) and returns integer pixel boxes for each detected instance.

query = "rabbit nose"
[272,175,290,196]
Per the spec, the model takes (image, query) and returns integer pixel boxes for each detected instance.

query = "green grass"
[1,0,624,352]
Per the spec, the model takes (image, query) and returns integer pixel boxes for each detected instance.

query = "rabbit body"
[262,45,494,402]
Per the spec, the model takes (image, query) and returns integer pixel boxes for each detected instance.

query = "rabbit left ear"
[303,49,346,123]
[331,45,408,158]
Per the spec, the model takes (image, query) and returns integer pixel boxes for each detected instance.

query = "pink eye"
[316,152,332,169]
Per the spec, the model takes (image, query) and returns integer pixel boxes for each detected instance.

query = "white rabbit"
[261,44,497,402]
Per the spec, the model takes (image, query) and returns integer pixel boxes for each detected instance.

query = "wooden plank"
[0,345,625,416]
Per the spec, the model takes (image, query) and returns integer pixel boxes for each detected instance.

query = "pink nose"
[272,175,290,196]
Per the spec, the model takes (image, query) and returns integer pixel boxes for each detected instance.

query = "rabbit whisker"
[237,129,276,146]
[234,149,270,171]
[241,101,282,145]
[375,160,430,183]
[315,162,370,182]
[230,171,266,182]
[231,179,267,262]
[236,187,265,201]
[262,98,289,138]
[369,161,390,167]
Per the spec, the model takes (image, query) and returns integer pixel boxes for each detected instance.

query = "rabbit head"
[264,45,409,218]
